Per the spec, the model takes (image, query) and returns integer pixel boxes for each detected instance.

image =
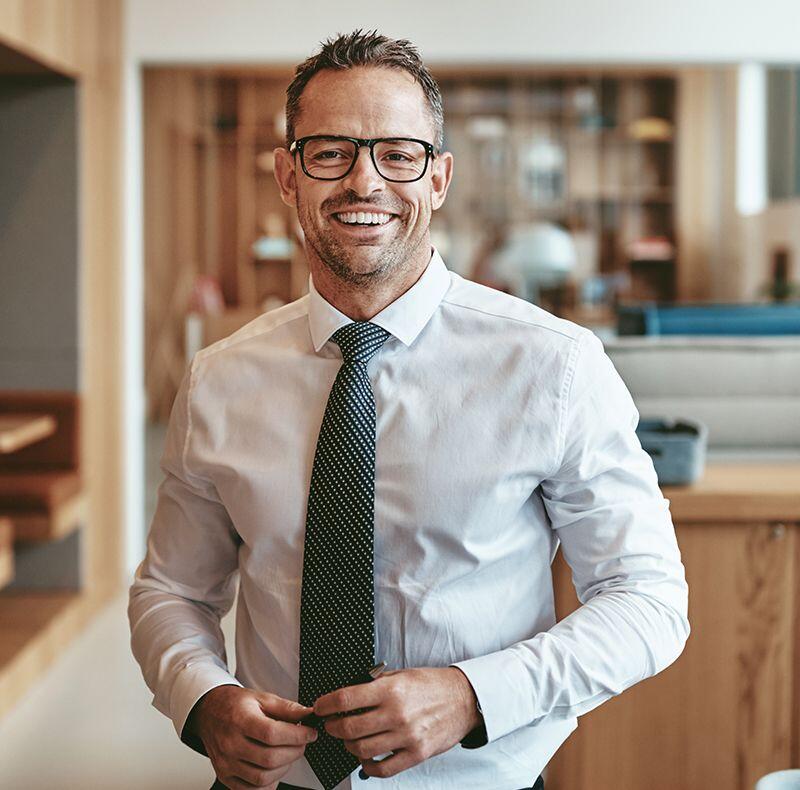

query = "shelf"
[567,126,675,144]
[3,491,87,542]
[191,131,284,150]
[571,191,673,204]
[253,256,292,264]
[191,127,237,146]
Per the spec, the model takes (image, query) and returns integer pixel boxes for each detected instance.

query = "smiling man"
[129,31,690,790]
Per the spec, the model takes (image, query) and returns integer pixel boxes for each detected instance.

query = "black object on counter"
[636,418,708,486]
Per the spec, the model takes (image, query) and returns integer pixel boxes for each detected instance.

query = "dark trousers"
[211,776,544,789]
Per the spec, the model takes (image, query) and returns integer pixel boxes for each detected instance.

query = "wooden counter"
[547,462,800,790]
[663,462,800,522]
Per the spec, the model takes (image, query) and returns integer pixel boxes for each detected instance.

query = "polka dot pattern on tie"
[299,321,390,790]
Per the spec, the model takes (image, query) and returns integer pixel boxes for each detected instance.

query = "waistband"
[213,775,544,789]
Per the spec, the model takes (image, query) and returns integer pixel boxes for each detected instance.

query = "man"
[129,30,690,790]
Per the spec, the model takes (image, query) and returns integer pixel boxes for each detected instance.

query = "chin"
[320,242,392,274]
[346,248,390,268]
[338,260,392,284]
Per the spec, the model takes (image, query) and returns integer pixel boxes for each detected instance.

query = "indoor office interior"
[0,2,799,789]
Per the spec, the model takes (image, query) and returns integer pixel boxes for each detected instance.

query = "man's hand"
[314,667,482,779]
[187,685,318,789]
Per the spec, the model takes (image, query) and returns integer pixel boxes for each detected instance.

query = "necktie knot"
[332,322,391,365]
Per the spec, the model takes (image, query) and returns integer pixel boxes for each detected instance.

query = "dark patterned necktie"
[299,321,391,790]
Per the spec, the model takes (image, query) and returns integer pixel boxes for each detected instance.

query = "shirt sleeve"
[453,329,690,744]
[128,360,243,745]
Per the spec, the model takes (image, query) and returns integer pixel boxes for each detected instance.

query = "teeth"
[335,211,393,225]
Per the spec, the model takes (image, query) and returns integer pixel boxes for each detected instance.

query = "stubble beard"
[299,200,427,290]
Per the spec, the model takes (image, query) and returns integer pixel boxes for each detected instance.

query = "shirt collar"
[307,247,451,353]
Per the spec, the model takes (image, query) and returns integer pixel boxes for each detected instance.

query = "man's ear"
[273,147,298,207]
[430,150,453,211]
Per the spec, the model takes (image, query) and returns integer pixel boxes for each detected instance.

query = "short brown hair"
[285,29,444,151]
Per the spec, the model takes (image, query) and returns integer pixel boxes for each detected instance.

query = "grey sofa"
[603,337,800,450]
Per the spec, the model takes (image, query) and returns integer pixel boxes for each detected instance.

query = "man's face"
[274,66,453,287]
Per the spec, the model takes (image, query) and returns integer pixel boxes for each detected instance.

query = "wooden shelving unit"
[436,71,679,303]
[145,68,307,420]
[0,1,124,720]
[188,72,307,310]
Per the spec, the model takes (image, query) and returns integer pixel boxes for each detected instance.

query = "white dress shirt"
[129,249,690,790]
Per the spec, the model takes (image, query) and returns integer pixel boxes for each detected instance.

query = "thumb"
[255,692,313,723]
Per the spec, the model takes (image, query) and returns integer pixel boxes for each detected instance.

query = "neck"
[309,244,433,321]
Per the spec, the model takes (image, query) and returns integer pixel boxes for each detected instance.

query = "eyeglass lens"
[302,138,428,181]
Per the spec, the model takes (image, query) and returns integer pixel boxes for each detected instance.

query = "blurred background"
[1,1,799,788]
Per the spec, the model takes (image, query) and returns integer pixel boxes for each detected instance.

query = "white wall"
[127,0,800,64]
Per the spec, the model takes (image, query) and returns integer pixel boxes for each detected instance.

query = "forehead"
[295,66,435,141]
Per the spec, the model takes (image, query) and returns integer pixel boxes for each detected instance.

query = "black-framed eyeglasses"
[289,135,437,183]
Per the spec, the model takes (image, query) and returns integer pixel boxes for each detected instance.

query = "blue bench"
[617,303,800,336]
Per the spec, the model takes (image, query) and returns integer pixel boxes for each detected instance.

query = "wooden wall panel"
[548,522,795,790]
[675,69,714,302]
[143,69,201,421]
[78,0,124,598]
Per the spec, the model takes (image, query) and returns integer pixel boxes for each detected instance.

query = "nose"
[340,144,385,196]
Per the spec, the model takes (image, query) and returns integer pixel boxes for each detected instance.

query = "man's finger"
[242,712,318,747]
[236,739,307,770]
[230,756,291,787]
[256,692,314,723]
[323,707,391,741]
[313,678,385,717]
[342,731,399,761]
[360,748,418,779]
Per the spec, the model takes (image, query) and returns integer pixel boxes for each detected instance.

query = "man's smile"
[327,206,402,240]
[333,210,394,225]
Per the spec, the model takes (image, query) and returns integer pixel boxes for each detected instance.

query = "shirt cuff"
[450,666,487,749]
[171,663,243,752]
[452,647,534,744]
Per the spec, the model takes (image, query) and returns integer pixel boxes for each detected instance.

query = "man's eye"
[382,151,412,162]
[314,149,346,160]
